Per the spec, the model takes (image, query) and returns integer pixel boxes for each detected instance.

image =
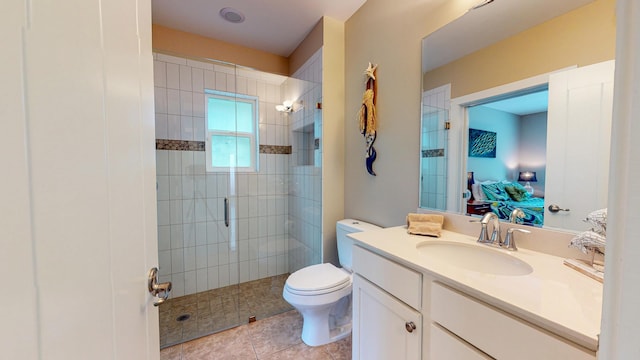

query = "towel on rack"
[406,213,444,237]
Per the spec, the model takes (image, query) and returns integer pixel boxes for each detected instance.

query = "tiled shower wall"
[153,53,292,297]
[287,49,323,273]
[420,84,450,210]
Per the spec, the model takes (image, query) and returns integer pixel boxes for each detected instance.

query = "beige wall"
[289,19,324,75]
[424,0,616,98]
[344,0,475,227]
[152,20,331,78]
[320,17,346,265]
[152,24,289,75]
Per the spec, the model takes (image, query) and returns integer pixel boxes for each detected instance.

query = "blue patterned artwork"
[469,128,496,158]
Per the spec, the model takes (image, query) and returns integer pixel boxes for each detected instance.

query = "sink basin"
[416,241,533,276]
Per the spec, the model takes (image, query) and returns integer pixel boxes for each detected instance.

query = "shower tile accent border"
[156,139,205,151]
[422,148,445,158]
[156,139,292,155]
[259,145,292,155]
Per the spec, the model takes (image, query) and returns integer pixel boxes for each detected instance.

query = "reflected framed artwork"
[469,128,496,158]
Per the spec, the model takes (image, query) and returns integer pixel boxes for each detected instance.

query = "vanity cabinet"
[430,324,492,360]
[352,245,423,360]
[352,275,421,360]
[431,282,596,360]
[351,243,597,360]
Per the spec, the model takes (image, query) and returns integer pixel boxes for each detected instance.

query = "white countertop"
[348,226,603,351]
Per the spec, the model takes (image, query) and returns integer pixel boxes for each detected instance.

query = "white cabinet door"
[352,274,422,360]
[545,60,614,230]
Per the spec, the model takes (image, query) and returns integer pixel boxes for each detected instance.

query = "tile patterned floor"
[160,310,352,360]
[160,274,293,348]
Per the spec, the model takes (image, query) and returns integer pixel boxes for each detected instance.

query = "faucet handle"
[503,228,530,251]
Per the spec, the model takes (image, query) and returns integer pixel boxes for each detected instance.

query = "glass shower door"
[156,60,245,348]
[157,55,317,348]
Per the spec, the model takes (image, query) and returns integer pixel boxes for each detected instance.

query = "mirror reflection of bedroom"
[466,88,548,227]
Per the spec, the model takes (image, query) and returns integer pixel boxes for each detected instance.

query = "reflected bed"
[469,176,544,226]
[488,197,544,226]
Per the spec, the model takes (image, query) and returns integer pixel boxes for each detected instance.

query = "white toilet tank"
[336,219,382,271]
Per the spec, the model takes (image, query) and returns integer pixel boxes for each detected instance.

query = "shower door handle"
[224,197,229,227]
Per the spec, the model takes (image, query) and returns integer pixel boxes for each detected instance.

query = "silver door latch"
[148,267,172,307]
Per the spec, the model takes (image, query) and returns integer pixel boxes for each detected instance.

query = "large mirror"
[419,0,616,232]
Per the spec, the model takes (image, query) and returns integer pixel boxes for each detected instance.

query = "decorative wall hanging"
[468,128,496,158]
[358,62,378,176]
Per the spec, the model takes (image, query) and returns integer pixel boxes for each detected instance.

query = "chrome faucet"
[472,211,530,251]
[479,212,501,246]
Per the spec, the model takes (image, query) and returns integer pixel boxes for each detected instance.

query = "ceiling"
[480,90,549,116]
[152,0,367,57]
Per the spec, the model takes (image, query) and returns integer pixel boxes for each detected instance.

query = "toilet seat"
[285,263,351,296]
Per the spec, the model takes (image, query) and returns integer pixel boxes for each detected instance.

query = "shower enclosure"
[420,84,450,210]
[153,53,323,348]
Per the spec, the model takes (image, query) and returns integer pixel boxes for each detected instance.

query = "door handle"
[148,267,172,307]
[224,197,229,227]
[548,204,570,213]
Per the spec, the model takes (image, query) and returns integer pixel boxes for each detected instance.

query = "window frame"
[204,90,259,173]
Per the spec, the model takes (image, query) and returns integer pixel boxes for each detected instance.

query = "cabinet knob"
[405,321,417,333]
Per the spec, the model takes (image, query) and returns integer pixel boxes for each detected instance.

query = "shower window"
[205,90,259,172]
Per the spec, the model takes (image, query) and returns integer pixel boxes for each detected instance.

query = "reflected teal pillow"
[481,182,510,201]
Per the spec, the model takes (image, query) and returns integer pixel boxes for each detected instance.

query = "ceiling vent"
[219,7,245,23]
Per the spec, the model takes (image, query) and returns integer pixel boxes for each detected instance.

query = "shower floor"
[159,274,292,349]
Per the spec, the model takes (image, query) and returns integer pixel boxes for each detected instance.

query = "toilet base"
[299,296,352,346]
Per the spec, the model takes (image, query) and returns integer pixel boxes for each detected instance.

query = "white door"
[545,60,614,231]
[3,0,159,359]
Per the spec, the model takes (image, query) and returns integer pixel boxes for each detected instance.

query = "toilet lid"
[286,263,350,294]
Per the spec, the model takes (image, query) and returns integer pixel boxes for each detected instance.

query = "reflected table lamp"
[518,171,537,196]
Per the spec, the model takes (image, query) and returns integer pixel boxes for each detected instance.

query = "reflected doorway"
[466,88,548,226]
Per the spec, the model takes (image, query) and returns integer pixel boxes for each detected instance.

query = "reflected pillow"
[481,182,510,201]
[504,185,528,202]
[471,183,485,201]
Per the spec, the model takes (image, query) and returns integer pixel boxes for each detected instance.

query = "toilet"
[283,219,382,346]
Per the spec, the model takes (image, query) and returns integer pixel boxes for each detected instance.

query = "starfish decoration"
[364,62,377,81]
